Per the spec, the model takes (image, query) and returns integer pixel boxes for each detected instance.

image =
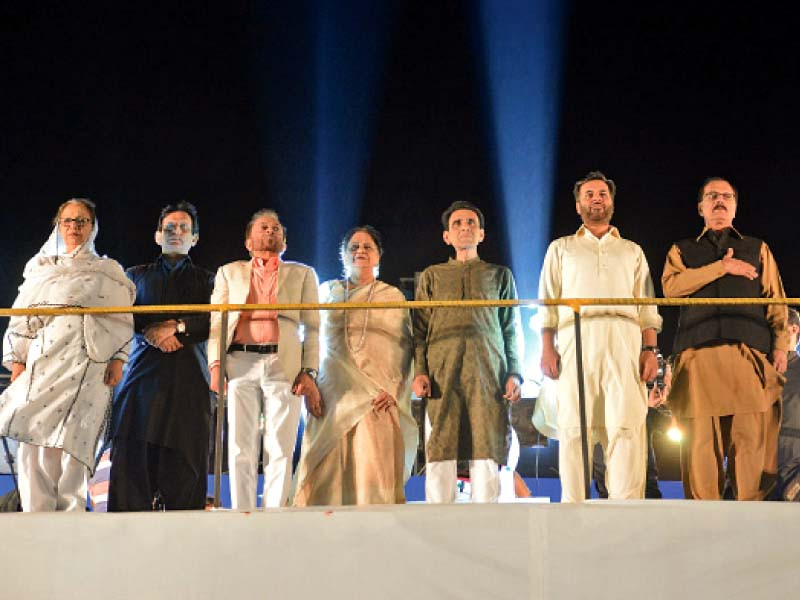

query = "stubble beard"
[582,205,613,225]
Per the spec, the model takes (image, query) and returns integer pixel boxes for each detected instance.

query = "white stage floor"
[3,500,799,599]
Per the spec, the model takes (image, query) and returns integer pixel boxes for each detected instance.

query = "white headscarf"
[36,211,99,259]
[3,210,135,368]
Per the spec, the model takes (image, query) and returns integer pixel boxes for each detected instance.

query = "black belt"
[229,343,278,354]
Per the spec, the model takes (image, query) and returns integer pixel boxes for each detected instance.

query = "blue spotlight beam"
[475,0,567,300]
[253,2,317,266]
[253,1,393,281]
[312,0,395,282]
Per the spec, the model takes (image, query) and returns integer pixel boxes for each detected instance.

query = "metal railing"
[3,295,798,504]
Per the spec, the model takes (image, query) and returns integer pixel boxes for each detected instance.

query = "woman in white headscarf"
[293,225,417,506]
[0,198,135,512]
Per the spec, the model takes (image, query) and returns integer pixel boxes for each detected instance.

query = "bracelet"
[641,345,659,355]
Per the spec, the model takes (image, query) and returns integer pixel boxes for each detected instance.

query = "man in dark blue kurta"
[108,202,215,511]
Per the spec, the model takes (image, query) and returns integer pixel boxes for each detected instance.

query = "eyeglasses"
[348,243,377,253]
[59,217,92,228]
[703,191,736,201]
[162,223,193,234]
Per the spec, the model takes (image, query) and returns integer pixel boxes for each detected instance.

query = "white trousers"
[559,425,646,502]
[424,411,500,503]
[226,351,300,509]
[18,443,87,512]
[425,459,500,503]
[555,319,647,502]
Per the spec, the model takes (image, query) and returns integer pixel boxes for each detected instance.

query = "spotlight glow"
[311,1,394,281]
[253,1,392,279]
[474,0,567,299]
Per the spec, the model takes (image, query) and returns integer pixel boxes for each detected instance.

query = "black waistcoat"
[673,231,771,356]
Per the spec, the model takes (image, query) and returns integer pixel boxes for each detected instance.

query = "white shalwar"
[0,220,135,511]
[538,225,662,502]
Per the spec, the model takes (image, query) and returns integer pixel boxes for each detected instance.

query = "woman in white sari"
[0,198,135,511]
[293,226,417,505]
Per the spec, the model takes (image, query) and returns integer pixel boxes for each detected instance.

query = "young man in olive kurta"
[413,201,523,503]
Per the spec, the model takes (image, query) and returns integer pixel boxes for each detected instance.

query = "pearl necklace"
[344,277,376,354]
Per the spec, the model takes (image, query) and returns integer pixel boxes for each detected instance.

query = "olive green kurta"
[413,257,522,464]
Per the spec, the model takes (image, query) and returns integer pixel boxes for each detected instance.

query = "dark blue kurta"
[109,255,215,475]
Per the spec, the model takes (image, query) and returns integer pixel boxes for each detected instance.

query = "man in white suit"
[208,209,321,509]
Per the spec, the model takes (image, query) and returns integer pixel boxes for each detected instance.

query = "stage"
[3,499,798,599]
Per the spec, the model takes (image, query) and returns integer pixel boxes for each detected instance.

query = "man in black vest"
[662,177,789,500]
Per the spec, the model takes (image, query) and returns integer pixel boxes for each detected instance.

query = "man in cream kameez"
[539,171,662,502]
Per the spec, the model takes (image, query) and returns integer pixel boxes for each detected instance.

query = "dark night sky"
[2,1,799,355]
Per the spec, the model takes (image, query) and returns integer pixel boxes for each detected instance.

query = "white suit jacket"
[208,259,320,381]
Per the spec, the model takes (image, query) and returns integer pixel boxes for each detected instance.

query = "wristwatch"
[641,345,659,355]
[299,368,318,382]
[176,319,186,334]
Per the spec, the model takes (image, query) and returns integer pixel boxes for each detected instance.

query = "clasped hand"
[144,320,183,353]
[372,390,396,412]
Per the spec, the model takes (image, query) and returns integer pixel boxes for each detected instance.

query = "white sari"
[0,219,135,470]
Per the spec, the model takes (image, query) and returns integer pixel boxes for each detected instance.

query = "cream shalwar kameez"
[539,225,662,502]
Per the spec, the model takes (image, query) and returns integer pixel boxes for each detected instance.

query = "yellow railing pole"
[2,296,800,318]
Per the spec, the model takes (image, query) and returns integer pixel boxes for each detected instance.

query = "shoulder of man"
[280,259,311,268]
[279,260,318,276]
[420,260,451,275]
[218,259,250,272]
[741,234,763,245]
[125,263,154,278]
[546,232,581,251]
[185,261,215,278]
[617,235,648,253]
[476,260,514,276]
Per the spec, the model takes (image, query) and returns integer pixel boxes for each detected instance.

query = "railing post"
[572,308,592,500]
[213,310,229,509]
